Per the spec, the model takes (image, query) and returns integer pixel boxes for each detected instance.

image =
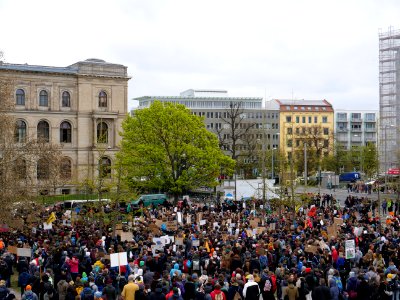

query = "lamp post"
[256,139,266,204]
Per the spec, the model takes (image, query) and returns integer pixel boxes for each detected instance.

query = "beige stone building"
[0,58,130,194]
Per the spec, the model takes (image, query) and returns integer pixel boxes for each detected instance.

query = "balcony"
[351,128,362,132]
[351,118,362,122]
[351,136,362,142]
[365,127,376,132]
[337,127,348,132]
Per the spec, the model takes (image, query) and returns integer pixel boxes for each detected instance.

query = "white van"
[62,199,110,209]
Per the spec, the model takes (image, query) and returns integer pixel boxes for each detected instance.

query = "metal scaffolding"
[379,26,400,173]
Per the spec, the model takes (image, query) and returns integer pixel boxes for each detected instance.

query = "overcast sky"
[1,0,399,111]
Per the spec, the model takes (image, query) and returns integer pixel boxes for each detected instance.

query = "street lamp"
[256,139,266,203]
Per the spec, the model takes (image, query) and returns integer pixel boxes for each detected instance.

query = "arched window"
[16,89,25,105]
[15,120,27,143]
[62,91,70,107]
[99,157,111,178]
[37,120,50,142]
[39,90,48,106]
[37,158,49,180]
[60,158,72,180]
[97,122,108,143]
[14,159,26,179]
[98,91,107,108]
[60,121,72,143]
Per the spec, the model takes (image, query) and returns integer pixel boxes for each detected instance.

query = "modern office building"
[334,109,378,149]
[134,89,280,177]
[0,58,130,194]
[379,27,400,172]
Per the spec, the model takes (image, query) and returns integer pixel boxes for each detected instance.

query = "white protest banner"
[43,223,52,230]
[110,252,128,267]
[200,220,206,226]
[186,215,191,224]
[17,248,31,257]
[230,223,236,228]
[175,237,184,246]
[213,222,219,229]
[345,239,355,259]
[151,244,164,255]
[177,212,183,224]
[192,240,200,247]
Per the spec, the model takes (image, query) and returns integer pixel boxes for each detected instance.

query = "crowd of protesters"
[0,192,399,300]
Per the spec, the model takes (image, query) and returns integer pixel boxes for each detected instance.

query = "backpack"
[334,276,343,292]
[215,292,223,300]
[264,277,272,292]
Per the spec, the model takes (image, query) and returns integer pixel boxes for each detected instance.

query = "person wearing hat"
[242,275,260,300]
[21,285,38,300]
[167,287,183,300]
[121,275,139,300]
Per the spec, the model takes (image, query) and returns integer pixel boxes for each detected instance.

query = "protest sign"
[246,229,253,237]
[186,215,191,224]
[120,231,133,241]
[213,222,219,229]
[8,246,17,255]
[177,212,182,223]
[155,220,163,227]
[166,221,178,231]
[199,220,206,226]
[110,252,128,267]
[250,219,259,228]
[269,223,276,230]
[334,217,343,227]
[43,222,52,230]
[192,240,200,247]
[175,237,184,246]
[327,225,337,238]
[305,244,319,254]
[345,239,355,259]
[17,248,31,257]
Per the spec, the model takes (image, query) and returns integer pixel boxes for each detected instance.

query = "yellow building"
[271,99,334,175]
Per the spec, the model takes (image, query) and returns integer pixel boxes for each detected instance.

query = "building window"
[16,89,25,105]
[314,116,318,123]
[62,91,71,107]
[60,158,72,179]
[365,113,375,121]
[99,156,111,178]
[15,120,27,143]
[37,120,50,142]
[323,128,329,135]
[287,128,292,135]
[99,91,107,108]
[37,158,49,180]
[287,139,293,147]
[60,121,72,143]
[295,116,299,123]
[286,116,292,122]
[308,116,312,123]
[39,90,48,106]
[322,116,328,123]
[97,122,108,143]
[302,117,306,123]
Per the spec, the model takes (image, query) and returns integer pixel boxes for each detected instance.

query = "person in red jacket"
[210,283,226,300]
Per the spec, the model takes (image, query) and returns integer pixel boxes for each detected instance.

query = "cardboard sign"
[175,237,184,246]
[192,240,200,247]
[115,224,123,231]
[155,220,163,227]
[8,246,17,255]
[110,252,128,267]
[120,231,133,241]
[334,217,344,226]
[256,227,266,234]
[166,221,178,231]
[17,248,31,257]
[250,219,259,228]
[269,223,276,230]
[305,244,319,254]
[327,225,337,238]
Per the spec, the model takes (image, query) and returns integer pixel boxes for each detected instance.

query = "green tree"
[117,101,235,199]
[362,143,378,180]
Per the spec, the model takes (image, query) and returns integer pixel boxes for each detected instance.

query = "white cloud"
[1,0,399,111]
